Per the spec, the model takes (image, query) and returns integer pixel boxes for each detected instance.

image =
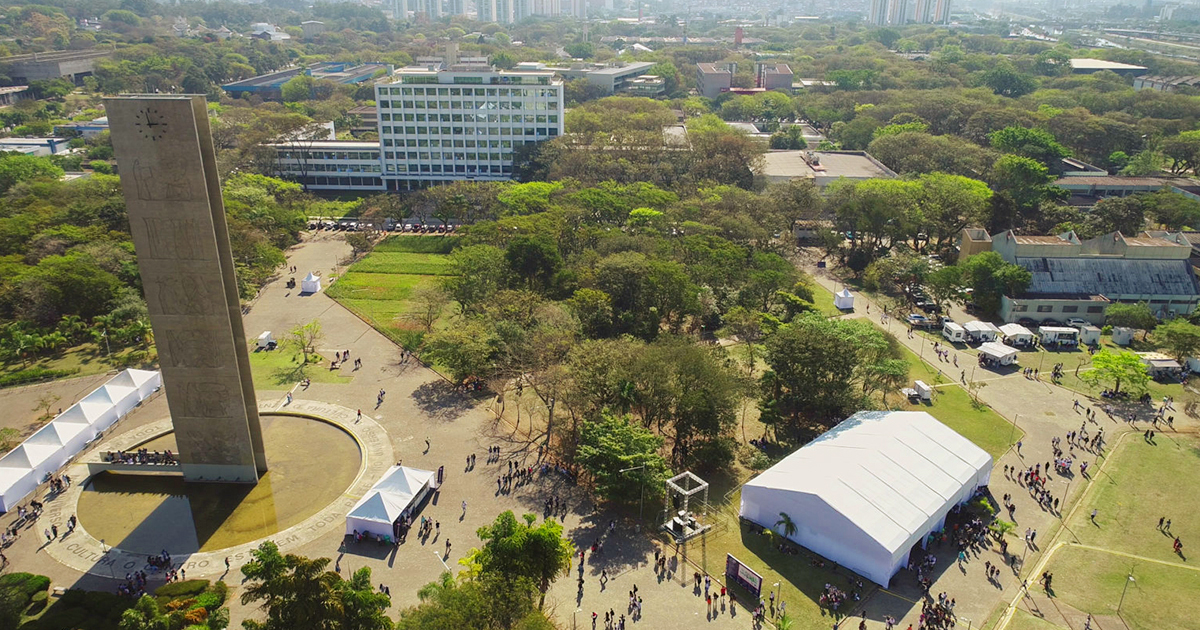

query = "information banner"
[725,553,763,597]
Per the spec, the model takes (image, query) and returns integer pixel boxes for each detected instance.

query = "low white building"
[999,323,1035,347]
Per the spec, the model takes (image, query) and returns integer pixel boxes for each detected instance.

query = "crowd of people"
[103,449,177,465]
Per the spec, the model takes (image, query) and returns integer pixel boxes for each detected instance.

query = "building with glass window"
[270,141,385,192]
[374,67,564,190]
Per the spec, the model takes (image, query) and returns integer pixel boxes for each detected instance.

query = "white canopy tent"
[963,321,1001,342]
[0,369,161,512]
[979,341,1020,366]
[345,466,434,538]
[740,411,992,587]
[301,272,322,294]
[834,289,854,310]
[998,323,1034,346]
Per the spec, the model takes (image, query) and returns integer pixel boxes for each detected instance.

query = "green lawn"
[325,237,457,350]
[374,235,461,254]
[1063,435,1199,564]
[1045,545,1199,630]
[699,493,871,630]
[247,346,351,388]
[809,283,844,317]
[344,252,455,276]
[1,343,155,382]
[893,343,1023,461]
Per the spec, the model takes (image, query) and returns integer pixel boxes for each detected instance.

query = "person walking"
[1091,509,1098,522]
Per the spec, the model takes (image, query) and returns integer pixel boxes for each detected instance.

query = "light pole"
[1117,570,1135,615]
[772,582,780,616]
[619,461,647,526]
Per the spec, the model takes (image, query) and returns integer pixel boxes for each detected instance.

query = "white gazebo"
[834,289,854,310]
[979,341,1019,366]
[739,411,992,586]
[300,272,322,294]
[345,465,434,539]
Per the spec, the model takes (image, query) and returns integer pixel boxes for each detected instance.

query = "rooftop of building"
[1016,256,1200,298]
[760,63,793,74]
[380,66,560,85]
[697,63,731,74]
[759,150,895,181]
[2,49,113,63]
[1013,235,1075,245]
[1139,75,1200,85]
[1069,58,1148,71]
[223,62,388,89]
[587,61,656,76]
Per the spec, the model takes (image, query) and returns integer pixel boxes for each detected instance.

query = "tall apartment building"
[869,0,947,24]
[478,0,513,22]
[374,67,564,189]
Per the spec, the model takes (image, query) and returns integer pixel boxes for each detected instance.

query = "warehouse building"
[989,230,1200,324]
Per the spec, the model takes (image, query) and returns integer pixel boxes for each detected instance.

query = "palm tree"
[776,612,795,630]
[57,315,87,343]
[774,512,797,540]
[416,572,456,602]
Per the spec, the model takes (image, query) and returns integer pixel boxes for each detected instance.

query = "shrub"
[165,597,196,612]
[153,579,208,599]
[0,573,50,599]
[194,591,222,611]
[1102,325,1113,335]
[203,581,228,607]
[0,368,80,388]
[183,607,208,624]
[25,591,47,615]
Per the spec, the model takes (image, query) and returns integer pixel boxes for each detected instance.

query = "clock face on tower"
[134,107,168,141]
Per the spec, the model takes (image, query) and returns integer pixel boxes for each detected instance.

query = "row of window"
[282,163,382,173]
[298,175,384,188]
[379,86,558,97]
[385,151,512,162]
[384,139,534,149]
[381,127,557,141]
[377,100,558,111]
[277,151,380,161]
[386,164,513,174]
[1010,305,1105,314]
[381,113,559,123]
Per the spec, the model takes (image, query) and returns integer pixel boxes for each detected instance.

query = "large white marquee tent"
[345,465,434,539]
[0,369,161,512]
[740,411,992,586]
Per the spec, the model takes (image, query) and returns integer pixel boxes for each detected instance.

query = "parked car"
[921,302,942,314]
[1065,318,1089,329]
[907,313,937,328]
[1017,317,1039,327]
[1041,318,1062,327]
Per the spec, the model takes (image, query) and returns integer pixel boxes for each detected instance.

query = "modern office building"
[271,141,385,192]
[697,63,734,99]
[374,66,564,189]
[584,61,658,94]
[757,63,794,91]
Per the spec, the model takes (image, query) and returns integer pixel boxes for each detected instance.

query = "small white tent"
[301,272,322,294]
[125,369,162,399]
[978,341,1019,366]
[998,323,1034,346]
[834,289,854,310]
[740,411,992,587]
[345,466,434,538]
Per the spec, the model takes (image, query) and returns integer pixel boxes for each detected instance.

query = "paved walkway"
[806,266,1192,630]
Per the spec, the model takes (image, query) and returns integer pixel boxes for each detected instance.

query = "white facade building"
[374,67,564,190]
[271,141,385,192]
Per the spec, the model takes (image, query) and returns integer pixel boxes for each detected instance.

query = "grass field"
[1044,544,1199,630]
[1,343,154,382]
[1063,435,1198,564]
[1007,609,1068,630]
[247,347,351,388]
[325,236,458,349]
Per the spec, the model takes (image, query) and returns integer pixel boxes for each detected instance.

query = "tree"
[990,155,1057,211]
[1154,318,1200,362]
[0,154,64,195]
[396,572,551,630]
[868,132,998,180]
[240,542,341,630]
[1144,191,1200,231]
[345,232,373,257]
[980,61,1037,97]
[925,265,965,311]
[774,512,797,538]
[989,126,1071,167]
[280,74,315,103]
[0,584,23,630]
[404,285,450,333]
[1089,196,1146,236]
[420,318,502,383]
[336,567,393,630]
[1106,302,1159,338]
[505,235,562,293]
[566,288,613,339]
[1079,349,1150,395]
[1162,130,1200,176]
[469,510,574,608]
[35,392,61,420]
[576,413,670,506]
[769,126,808,150]
[959,252,1031,316]
[443,245,509,315]
[721,306,764,376]
[287,319,323,364]
[119,594,167,630]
